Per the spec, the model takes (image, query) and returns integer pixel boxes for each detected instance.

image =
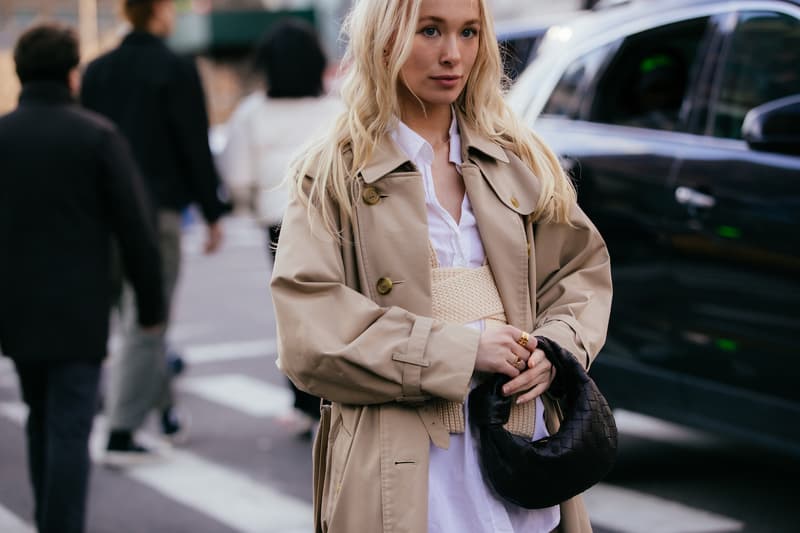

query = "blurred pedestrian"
[81,0,230,464]
[0,23,164,533]
[217,17,341,438]
[269,0,612,532]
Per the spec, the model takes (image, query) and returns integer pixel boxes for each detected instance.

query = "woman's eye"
[462,28,478,38]
[421,26,439,37]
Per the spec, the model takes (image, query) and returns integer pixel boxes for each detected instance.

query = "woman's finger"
[527,348,548,369]
[502,368,538,395]
[498,358,522,379]
[510,342,532,362]
[502,360,554,395]
[515,381,549,404]
[511,330,538,351]
[508,353,527,371]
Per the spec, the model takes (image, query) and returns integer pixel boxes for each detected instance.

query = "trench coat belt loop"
[392,317,432,402]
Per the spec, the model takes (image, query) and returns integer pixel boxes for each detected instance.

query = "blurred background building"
[0,0,590,121]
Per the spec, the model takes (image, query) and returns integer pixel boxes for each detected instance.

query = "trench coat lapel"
[355,120,540,330]
[354,133,433,317]
[459,120,536,331]
[461,163,532,330]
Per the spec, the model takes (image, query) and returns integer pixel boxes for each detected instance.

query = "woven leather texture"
[469,336,618,509]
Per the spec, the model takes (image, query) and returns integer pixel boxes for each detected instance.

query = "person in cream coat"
[219,18,342,434]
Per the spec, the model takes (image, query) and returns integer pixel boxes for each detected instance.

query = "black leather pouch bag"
[468,336,618,509]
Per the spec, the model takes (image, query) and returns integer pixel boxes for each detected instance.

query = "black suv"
[507,0,800,455]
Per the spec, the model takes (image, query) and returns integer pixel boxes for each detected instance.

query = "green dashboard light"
[716,339,738,352]
[716,225,741,239]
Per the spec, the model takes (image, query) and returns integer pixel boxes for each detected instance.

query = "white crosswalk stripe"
[585,484,743,533]
[178,374,292,418]
[179,374,745,533]
[0,400,313,533]
[0,345,745,533]
[0,502,34,533]
[182,339,277,365]
[97,420,313,533]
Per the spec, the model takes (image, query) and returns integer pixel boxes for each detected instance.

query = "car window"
[709,11,800,139]
[500,33,545,82]
[541,43,616,119]
[588,17,712,131]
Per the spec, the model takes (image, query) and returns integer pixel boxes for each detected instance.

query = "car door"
[533,15,718,396]
[668,8,800,416]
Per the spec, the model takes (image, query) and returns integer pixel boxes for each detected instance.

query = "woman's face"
[397,0,481,116]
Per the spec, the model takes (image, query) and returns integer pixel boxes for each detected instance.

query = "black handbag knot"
[469,375,514,426]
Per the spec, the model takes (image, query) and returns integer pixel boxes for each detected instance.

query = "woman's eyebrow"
[418,16,481,25]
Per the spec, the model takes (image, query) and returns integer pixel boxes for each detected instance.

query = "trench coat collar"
[360,112,510,184]
[458,116,510,164]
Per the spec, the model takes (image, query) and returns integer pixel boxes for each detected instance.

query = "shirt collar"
[390,109,462,169]
[361,109,508,184]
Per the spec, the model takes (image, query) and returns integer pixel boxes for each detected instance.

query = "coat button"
[376,277,393,295]
[362,186,381,205]
[510,196,520,208]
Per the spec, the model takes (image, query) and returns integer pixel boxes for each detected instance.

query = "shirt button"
[510,196,520,209]
[376,277,393,295]
[362,186,381,205]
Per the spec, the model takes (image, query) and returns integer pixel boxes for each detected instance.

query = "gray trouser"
[105,211,182,431]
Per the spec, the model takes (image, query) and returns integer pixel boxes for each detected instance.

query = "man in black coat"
[81,0,230,460]
[0,23,165,533]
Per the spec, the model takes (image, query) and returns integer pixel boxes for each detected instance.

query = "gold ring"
[513,356,522,368]
[516,331,530,347]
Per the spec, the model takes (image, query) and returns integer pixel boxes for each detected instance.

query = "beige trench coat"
[270,118,613,533]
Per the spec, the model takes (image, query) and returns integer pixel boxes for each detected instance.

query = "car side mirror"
[742,95,800,156]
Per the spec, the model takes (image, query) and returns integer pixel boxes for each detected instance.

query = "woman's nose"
[440,34,461,65]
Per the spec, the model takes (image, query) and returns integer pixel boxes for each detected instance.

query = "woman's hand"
[502,343,556,404]
[474,325,534,379]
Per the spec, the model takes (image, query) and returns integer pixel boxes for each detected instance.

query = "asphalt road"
[1,214,797,533]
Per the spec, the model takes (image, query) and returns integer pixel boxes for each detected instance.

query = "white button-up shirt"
[390,115,559,533]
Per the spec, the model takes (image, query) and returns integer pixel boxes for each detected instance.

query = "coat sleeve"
[100,127,166,328]
[165,57,230,223]
[531,203,612,369]
[270,186,480,406]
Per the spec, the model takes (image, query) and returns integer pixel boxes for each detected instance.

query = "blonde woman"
[270,0,612,531]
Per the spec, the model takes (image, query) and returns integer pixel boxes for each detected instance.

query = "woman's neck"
[400,104,452,149]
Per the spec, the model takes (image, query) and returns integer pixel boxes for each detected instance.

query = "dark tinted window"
[589,17,711,131]
[499,33,546,82]
[709,11,800,139]
[541,43,615,119]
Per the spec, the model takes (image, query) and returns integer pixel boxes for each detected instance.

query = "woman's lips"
[431,75,461,88]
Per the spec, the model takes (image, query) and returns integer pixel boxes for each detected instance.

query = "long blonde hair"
[289,0,576,236]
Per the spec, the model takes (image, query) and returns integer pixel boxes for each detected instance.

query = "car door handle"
[675,186,716,209]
